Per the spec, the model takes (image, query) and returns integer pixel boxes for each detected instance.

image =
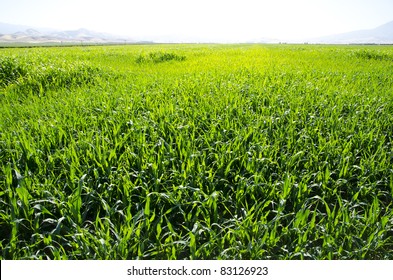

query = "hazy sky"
[0,0,392,42]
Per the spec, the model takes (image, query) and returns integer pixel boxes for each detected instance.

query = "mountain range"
[1,20,393,44]
[0,23,133,44]
[310,20,393,44]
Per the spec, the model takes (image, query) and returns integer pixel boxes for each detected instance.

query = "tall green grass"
[0,44,392,259]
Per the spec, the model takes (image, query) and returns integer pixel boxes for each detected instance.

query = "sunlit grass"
[0,44,392,259]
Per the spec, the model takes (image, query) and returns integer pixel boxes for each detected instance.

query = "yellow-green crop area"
[1,44,393,259]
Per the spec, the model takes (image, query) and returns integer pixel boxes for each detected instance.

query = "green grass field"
[0,44,392,259]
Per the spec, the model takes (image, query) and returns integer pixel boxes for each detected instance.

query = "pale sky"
[0,0,392,42]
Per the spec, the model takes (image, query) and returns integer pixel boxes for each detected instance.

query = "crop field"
[0,44,393,260]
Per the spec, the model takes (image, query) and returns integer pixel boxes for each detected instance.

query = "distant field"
[0,44,392,259]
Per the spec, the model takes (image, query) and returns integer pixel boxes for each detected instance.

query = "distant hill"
[313,20,393,44]
[2,20,393,44]
[0,22,133,44]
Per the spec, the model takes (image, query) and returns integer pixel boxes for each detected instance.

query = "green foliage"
[0,56,28,87]
[15,62,102,96]
[136,51,186,64]
[0,53,104,96]
[352,49,393,61]
[0,44,393,260]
